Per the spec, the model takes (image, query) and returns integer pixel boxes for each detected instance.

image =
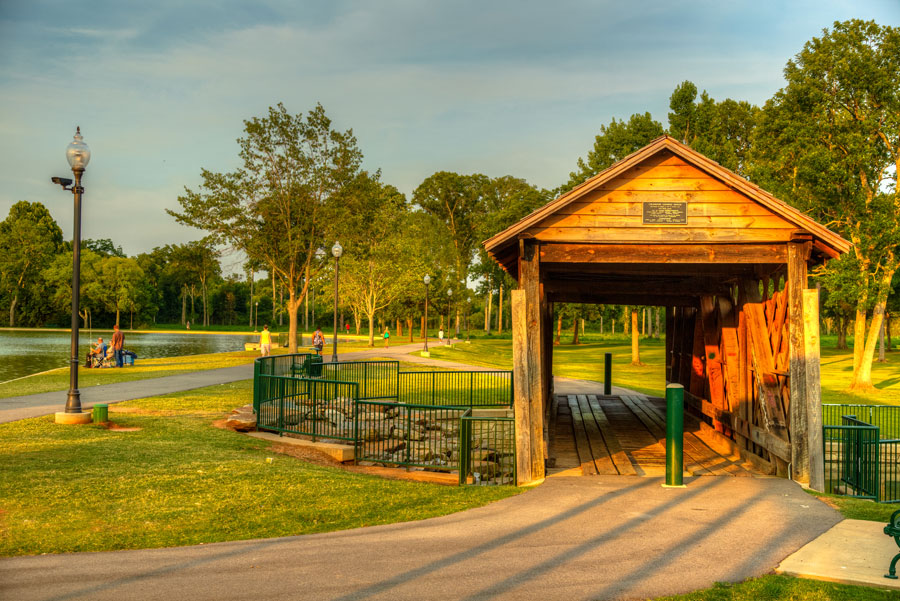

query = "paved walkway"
[0,342,636,424]
[0,475,839,601]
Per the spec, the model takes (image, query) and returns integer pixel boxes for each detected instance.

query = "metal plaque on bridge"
[642,201,687,225]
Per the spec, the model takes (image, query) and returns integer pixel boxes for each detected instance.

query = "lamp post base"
[55,411,92,425]
[420,351,430,358]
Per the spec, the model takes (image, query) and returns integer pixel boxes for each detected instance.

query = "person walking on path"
[438,327,444,345]
[312,326,325,355]
[259,325,272,357]
[383,327,390,348]
[111,324,125,368]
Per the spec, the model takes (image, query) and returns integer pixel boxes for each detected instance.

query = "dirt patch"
[102,422,142,432]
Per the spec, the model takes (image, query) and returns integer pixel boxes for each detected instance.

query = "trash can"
[92,404,109,424]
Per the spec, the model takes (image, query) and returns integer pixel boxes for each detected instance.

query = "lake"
[0,329,260,382]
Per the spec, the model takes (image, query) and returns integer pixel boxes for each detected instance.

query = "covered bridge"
[483,135,850,487]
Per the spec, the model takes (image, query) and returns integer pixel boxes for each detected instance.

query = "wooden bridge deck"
[548,393,762,477]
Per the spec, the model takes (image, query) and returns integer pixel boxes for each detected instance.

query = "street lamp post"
[447,288,452,345]
[51,127,91,423]
[254,301,259,332]
[314,247,325,328]
[466,297,471,342]
[331,241,342,363]
[423,274,431,354]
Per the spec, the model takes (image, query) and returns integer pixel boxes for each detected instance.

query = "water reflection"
[0,330,259,382]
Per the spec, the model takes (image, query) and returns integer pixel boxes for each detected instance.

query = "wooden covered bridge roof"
[483,136,850,307]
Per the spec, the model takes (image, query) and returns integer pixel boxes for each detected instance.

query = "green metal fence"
[254,353,320,412]
[319,361,400,400]
[354,400,466,470]
[256,376,358,442]
[398,370,513,407]
[458,409,516,486]
[823,405,900,503]
[252,354,515,485]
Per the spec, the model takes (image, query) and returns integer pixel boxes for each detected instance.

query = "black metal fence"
[823,404,900,503]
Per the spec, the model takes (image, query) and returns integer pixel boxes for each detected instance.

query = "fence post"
[664,383,685,488]
[604,353,612,396]
[470,372,474,407]
[312,380,317,442]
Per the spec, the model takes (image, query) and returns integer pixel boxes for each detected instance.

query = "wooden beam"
[519,240,545,482]
[546,292,701,306]
[804,288,825,491]
[788,240,811,484]
[542,262,776,278]
[540,243,788,264]
[511,290,532,485]
[544,277,731,298]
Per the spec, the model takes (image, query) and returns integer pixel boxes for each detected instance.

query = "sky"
[1,0,898,269]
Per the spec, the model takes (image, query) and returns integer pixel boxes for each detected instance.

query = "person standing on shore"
[111,324,125,368]
[259,325,272,357]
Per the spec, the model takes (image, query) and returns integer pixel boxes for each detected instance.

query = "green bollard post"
[664,384,685,488]
[604,353,612,395]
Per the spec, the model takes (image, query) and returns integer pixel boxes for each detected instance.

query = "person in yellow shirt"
[259,324,272,356]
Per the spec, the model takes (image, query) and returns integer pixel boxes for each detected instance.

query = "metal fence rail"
[459,409,516,486]
[319,361,400,400]
[823,404,900,439]
[254,354,319,412]
[256,376,358,442]
[252,354,515,486]
[823,406,900,503]
[398,370,513,407]
[355,400,465,470]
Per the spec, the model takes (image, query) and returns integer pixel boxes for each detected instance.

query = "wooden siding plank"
[540,243,788,264]
[527,228,797,243]
[538,213,795,229]
[558,200,785,217]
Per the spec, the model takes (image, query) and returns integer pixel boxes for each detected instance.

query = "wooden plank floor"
[548,393,760,477]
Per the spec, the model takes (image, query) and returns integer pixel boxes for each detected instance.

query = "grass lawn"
[0,379,519,557]
[654,574,897,600]
[420,336,900,406]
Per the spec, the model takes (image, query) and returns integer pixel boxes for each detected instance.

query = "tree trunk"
[248,269,254,327]
[287,290,300,353]
[886,313,893,352]
[367,312,375,347]
[497,284,504,335]
[408,318,413,342]
[555,316,561,345]
[485,280,492,333]
[397,318,402,338]
[279,283,284,326]
[851,301,887,391]
[572,316,579,345]
[581,318,584,337]
[8,293,17,327]
[181,289,186,325]
[631,309,644,366]
[600,315,603,334]
[837,316,848,349]
[116,308,120,327]
[612,319,615,335]
[878,318,886,362]
[623,306,630,335]
[272,274,277,329]
[655,307,661,338]
[852,307,867,375]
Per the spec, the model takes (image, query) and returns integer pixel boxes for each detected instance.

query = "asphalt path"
[0,475,840,601]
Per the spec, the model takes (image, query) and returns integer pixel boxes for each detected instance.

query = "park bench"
[885,509,900,579]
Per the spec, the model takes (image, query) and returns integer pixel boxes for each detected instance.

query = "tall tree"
[413,172,490,334]
[752,19,900,391]
[560,112,664,194]
[0,201,64,326]
[334,172,423,346]
[169,103,362,351]
[667,81,759,175]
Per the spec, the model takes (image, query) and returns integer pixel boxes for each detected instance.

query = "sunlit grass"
[0,379,519,557]
[654,574,896,600]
